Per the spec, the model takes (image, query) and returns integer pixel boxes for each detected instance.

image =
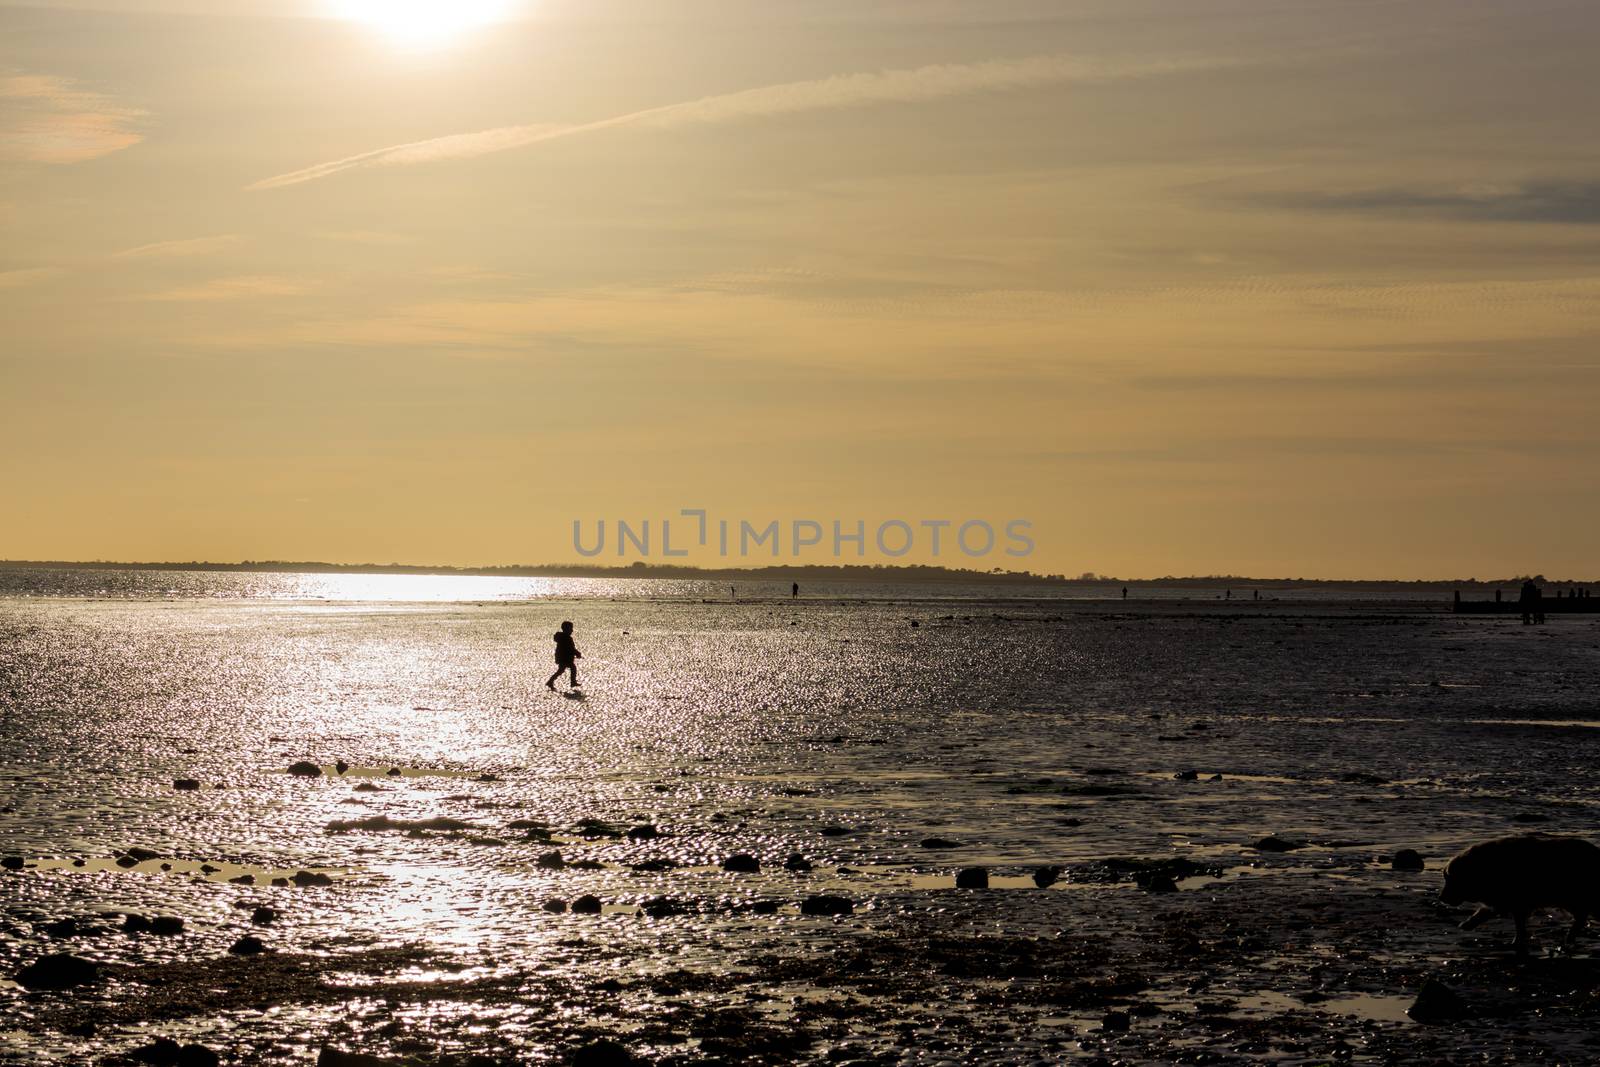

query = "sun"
[331,0,517,47]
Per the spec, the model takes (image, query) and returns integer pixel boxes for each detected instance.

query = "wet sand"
[4,594,1600,1064]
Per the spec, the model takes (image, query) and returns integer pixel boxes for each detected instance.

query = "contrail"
[248,53,1227,190]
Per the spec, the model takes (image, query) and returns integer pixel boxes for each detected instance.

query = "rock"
[251,906,277,925]
[287,761,323,777]
[567,1039,638,1066]
[800,895,854,916]
[536,851,566,870]
[626,824,660,841]
[721,854,761,873]
[1174,770,1199,781]
[173,779,201,791]
[1512,812,1549,824]
[783,854,813,872]
[640,896,682,918]
[542,898,567,914]
[1391,849,1425,871]
[1209,773,1224,782]
[386,767,403,777]
[125,847,161,862]
[334,760,350,775]
[0,856,24,871]
[629,858,679,872]
[1101,1010,1131,1032]
[116,855,140,869]
[919,838,961,849]
[149,915,185,936]
[1033,866,1061,889]
[292,870,335,887]
[41,918,81,938]
[820,825,854,837]
[955,867,989,889]
[228,935,267,956]
[229,874,255,885]
[1252,836,1305,853]
[129,1038,218,1066]
[123,913,152,934]
[16,953,100,990]
[353,783,381,793]
[1137,874,1179,894]
[571,895,603,915]
[750,900,781,915]
[176,1047,221,1067]
[1409,978,1470,1023]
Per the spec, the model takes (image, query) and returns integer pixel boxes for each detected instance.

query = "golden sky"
[3,0,1598,578]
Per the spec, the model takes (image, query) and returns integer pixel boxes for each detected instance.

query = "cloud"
[0,266,64,289]
[141,275,307,301]
[1250,180,1600,225]
[0,74,145,164]
[113,235,241,259]
[249,52,1230,190]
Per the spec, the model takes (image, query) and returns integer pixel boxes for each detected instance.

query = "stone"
[293,870,335,887]
[1033,866,1061,889]
[1101,1010,1131,1032]
[721,854,761,873]
[287,761,323,777]
[334,760,350,775]
[955,867,989,889]
[1252,836,1305,853]
[625,824,660,841]
[228,935,267,955]
[568,1039,638,1066]
[571,895,603,915]
[16,953,100,990]
[41,918,81,938]
[1,856,24,871]
[1174,770,1199,781]
[640,896,681,918]
[919,838,961,849]
[149,915,185,936]
[800,895,854,916]
[385,767,403,776]
[173,779,201,791]
[1391,849,1425,871]
[123,913,152,934]
[318,1050,400,1067]
[542,899,568,914]
[783,854,813,872]
[251,906,277,925]
[1409,979,1470,1023]
[536,851,566,870]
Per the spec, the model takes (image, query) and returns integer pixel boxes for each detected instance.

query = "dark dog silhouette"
[1441,834,1600,955]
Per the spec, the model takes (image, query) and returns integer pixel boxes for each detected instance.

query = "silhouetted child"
[546,620,581,689]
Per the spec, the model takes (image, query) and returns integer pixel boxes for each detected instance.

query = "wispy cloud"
[0,74,145,164]
[250,53,1229,190]
[1249,180,1600,225]
[141,275,307,301]
[113,234,241,259]
[0,266,64,289]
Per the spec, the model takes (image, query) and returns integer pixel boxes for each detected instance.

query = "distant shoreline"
[0,559,1578,589]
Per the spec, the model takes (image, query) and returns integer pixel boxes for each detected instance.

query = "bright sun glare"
[332,0,517,47]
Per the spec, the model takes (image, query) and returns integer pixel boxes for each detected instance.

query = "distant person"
[546,620,582,690]
[1121,586,1128,600]
[1519,580,1542,626]
[792,582,799,598]
[730,585,736,601]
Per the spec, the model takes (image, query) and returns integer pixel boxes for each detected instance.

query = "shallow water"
[4,576,1600,1064]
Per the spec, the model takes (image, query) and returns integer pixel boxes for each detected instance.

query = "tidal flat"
[4,582,1600,1064]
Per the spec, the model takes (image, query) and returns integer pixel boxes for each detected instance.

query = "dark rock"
[626,824,660,841]
[176,1047,220,1067]
[955,867,989,889]
[1033,866,1061,889]
[149,915,185,936]
[173,779,201,791]
[1512,812,1550,824]
[251,906,277,925]
[1173,770,1199,781]
[1137,874,1179,894]
[640,896,682,918]
[1252,836,1306,853]
[293,870,335,887]
[334,760,350,775]
[1409,978,1470,1023]
[571,895,603,915]
[820,825,853,837]
[116,855,140,869]
[1208,773,1224,782]
[229,874,254,885]
[1101,1010,1131,1032]
[783,854,813,872]
[1391,849,1425,871]
[287,761,323,777]
[41,918,81,938]
[629,858,679,872]
[567,1039,638,1066]
[228,935,267,955]
[123,913,152,934]
[126,847,161,862]
[750,900,781,915]
[130,1038,184,1065]
[353,782,381,793]
[536,851,567,870]
[16,953,100,990]
[542,899,567,914]
[919,838,961,849]
[385,767,403,777]
[574,819,623,839]
[800,895,854,916]
[721,854,761,873]
[0,856,23,871]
